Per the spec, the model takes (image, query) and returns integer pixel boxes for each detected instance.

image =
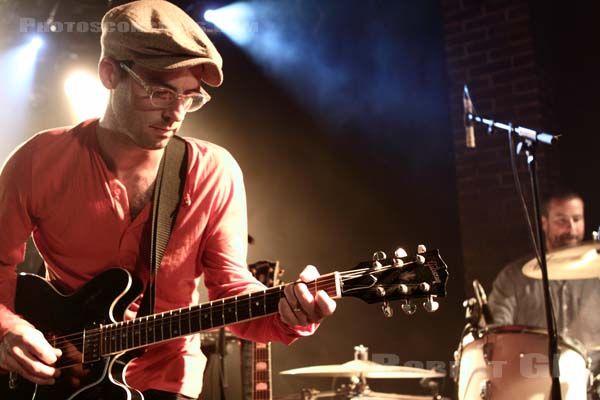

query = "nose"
[163,99,187,122]
[567,218,578,232]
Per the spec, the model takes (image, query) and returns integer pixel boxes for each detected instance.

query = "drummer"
[488,188,600,374]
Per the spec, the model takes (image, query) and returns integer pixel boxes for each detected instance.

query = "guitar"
[0,247,448,400]
[242,260,284,400]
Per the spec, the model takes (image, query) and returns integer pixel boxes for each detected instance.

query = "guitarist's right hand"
[0,321,62,385]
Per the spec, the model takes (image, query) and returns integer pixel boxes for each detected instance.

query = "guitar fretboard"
[242,340,272,400]
[76,272,340,362]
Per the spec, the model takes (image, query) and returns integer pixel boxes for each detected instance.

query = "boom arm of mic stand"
[466,113,559,145]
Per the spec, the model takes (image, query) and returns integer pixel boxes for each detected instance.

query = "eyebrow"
[552,213,582,218]
[137,70,202,94]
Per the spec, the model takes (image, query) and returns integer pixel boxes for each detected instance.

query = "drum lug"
[479,379,491,399]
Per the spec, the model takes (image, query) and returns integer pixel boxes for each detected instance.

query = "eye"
[152,88,175,101]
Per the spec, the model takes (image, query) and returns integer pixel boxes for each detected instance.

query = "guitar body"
[1,268,144,400]
[0,248,449,400]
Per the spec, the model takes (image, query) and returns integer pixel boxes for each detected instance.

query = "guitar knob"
[372,251,387,269]
[419,282,431,293]
[382,301,394,318]
[394,248,408,258]
[375,286,386,297]
[417,244,427,254]
[401,300,417,315]
[393,257,404,268]
[423,296,439,313]
[415,255,425,264]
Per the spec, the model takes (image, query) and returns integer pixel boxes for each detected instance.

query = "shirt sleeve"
[199,147,318,344]
[488,263,519,325]
[0,140,36,341]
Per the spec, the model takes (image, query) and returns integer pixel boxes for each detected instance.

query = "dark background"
[1,0,598,398]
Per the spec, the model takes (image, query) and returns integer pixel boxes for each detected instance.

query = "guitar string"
[53,268,408,354]
[48,274,344,357]
[52,282,420,367]
[50,274,421,363]
[51,297,309,366]
[50,271,421,359]
[48,270,355,346]
[50,262,409,346]
[47,264,427,362]
[52,274,422,367]
[52,297,282,367]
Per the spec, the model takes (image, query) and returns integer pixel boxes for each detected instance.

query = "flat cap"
[100,0,223,87]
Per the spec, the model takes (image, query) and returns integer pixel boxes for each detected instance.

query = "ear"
[98,57,122,89]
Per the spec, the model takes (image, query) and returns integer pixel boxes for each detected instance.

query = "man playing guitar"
[0,1,336,399]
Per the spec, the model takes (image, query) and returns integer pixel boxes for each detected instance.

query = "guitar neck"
[241,340,272,400]
[94,272,341,358]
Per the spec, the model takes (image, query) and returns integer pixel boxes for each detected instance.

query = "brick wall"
[440,0,561,292]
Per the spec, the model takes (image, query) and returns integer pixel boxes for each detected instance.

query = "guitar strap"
[138,136,188,317]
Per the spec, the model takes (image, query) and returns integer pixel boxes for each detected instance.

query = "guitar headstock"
[249,260,284,288]
[340,245,448,316]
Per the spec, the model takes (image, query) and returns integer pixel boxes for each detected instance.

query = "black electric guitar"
[0,248,448,400]
[242,260,284,400]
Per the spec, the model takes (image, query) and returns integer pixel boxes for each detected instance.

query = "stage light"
[0,36,45,160]
[201,3,256,45]
[12,35,45,69]
[29,36,44,51]
[204,9,216,23]
[64,71,109,121]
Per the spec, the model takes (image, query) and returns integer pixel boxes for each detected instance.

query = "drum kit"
[277,243,600,399]
[455,241,600,400]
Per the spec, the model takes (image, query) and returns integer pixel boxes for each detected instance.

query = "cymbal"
[522,242,600,280]
[276,391,440,400]
[279,359,444,379]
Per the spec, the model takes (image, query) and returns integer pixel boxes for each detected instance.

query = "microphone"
[463,85,475,148]
[472,279,494,325]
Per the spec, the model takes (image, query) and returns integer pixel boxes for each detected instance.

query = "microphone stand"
[465,104,562,400]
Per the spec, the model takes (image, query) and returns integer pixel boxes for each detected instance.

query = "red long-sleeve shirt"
[0,119,315,397]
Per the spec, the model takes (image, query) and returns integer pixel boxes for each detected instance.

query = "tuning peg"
[397,284,409,295]
[375,286,386,297]
[381,300,393,318]
[372,251,387,269]
[423,296,440,312]
[401,300,417,315]
[393,257,404,268]
[415,255,425,264]
[418,282,431,293]
[394,248,408,258]
[417,244,426,254]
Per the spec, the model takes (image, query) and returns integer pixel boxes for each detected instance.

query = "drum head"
[456,325,590,400]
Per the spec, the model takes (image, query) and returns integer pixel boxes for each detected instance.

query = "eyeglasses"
[119,62,211,112]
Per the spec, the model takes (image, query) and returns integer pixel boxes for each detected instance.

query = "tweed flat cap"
[100,0,223,87]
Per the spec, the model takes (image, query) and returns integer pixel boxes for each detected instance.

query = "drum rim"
[461,324,588,358]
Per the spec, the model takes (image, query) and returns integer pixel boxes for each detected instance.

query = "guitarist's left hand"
[279,265,336,327]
